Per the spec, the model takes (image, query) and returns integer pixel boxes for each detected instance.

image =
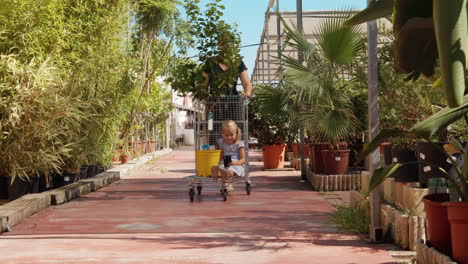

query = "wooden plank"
[0,193,50,233]
[383,177,395,204]
[264,168,295,171]
[404,185,429,217]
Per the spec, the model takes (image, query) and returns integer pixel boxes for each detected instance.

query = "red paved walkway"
[0,150,396,264]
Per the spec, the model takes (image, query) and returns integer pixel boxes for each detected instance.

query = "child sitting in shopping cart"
[211,120,245,191]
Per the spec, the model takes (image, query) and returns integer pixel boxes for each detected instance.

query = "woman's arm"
[239,70,252,98]
[231,147,245,166]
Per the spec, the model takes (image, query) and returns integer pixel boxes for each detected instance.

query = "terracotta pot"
[137,141,144,152]
[291,144,311,158]
[120,153,132,164]
[148,140,156,153]
[321,149,350,175]
[311,143,329,173]
[262,144,286,169]
[423,193,451,256]
[446,202,468,263]
[308,144,315,170]
[112,149,122,162]
[379,142,393,155]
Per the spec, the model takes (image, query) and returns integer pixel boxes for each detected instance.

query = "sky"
[179,0,367,76]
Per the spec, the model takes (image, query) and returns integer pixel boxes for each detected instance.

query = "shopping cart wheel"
[189,188,195,202]
[197,185,202,195]
[222,189,228,201]
[246,183,251,195]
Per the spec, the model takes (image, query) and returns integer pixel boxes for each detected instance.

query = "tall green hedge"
[0,0,176,180]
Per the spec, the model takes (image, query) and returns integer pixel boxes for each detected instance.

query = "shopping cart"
[187,95,252,201]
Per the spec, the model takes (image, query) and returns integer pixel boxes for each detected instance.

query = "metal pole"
[261,41,265,83]
[266,12,272,83]
[367,0,383,242]
[296,0,306,182]
[276,0,281,80]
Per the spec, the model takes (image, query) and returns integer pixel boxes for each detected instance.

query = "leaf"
[316,13,364,65]
[410,95,468,138]
[343,0,394,27]
[433,0,468,107]
[366,159,451,196]
[356,128,406,164]
[462,144,468,193]
[449,137,466,155]
[366,163,401,196]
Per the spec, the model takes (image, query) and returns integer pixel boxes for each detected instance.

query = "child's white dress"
[217,138,245,177]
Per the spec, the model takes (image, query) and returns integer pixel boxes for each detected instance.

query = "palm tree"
[255,10,364,146]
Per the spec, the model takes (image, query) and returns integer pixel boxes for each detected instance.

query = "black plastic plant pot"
[62,172,79,185]
[383,145,393,166]
[415,141,451,188]
[87,164,98,178]
[38,175,48,192]
[0,175,8,199]
[7,176,38,200]
[80,165,89,179]
[52,173,65,188]
[97,162,105,174]
[391,148,419,182]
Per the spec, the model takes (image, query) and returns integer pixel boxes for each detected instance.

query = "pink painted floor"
[0,150,397,264]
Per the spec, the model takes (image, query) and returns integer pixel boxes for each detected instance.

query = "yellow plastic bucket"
[195,150,221,177]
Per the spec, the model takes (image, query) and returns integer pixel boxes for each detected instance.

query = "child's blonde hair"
[222,120,241,143]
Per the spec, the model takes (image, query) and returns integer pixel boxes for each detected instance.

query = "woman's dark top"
[203,60,247,95]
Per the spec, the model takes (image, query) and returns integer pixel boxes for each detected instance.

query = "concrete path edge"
[0,148,173,234]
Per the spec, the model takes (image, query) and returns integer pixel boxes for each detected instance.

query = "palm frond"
[275,9,316,61]
[281,56,318,88]
[254,84,290,123]
[315,10,364,65]
[302,107,358,143]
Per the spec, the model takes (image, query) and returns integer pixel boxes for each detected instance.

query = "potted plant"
[346,2,468,262]
[274,10,364,175]
[119,141,133,164]
[375,29,446,183]
[0,55,87,198]
[62,166,80,186]
[249,88,291,169]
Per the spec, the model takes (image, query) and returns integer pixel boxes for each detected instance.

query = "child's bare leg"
[219,168,234,178]
[220,169,235,192]
[211,166,220,178]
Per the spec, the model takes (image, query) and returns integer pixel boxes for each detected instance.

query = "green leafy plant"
[272,10,364,145]
[249,86,292,146]
[167,0,242,99]
[0,55,85,180]
[344,1,468,202]
[329,202,370,234]
[0,0,177,184]
[375,29,446,149]
[359,127,468,202]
